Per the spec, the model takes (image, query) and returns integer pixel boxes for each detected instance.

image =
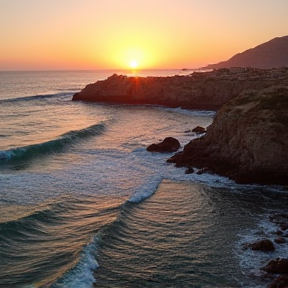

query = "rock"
[72,68,288,112]
[168,85,288,185]
[261,258,288,274]
[267,275,288,288]
[192,126,206,134]
[147,137,180,153]
[185,167,194,174]
[270,214,288,231]
[275,237,286,244]
[243,239,275,252]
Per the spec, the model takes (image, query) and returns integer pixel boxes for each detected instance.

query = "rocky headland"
[73,67,288,111]
[168,84,288,185]
[74,67,288,185]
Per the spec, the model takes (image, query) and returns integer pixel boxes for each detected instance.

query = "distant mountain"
[205,35,288,69]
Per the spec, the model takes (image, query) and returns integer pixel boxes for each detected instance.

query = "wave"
[0,123,106,164]
[0,92,73,104]
[50,235,99,288]
[128,175,163,203]
[163,107,216,117]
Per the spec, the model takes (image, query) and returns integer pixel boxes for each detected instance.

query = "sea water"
[0,70,287,288]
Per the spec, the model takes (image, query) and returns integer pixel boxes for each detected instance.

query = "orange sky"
[0,0,287,70]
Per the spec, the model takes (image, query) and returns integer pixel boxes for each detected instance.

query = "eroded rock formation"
[73,68,288,111]
[168,85,288,185]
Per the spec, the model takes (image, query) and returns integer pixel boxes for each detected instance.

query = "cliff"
[73,67,288,111]
[206,36,288,69]
[168,85,288,185]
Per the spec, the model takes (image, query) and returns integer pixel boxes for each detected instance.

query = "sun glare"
[129,60,138,69]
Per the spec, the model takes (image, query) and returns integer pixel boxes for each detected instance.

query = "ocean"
[0,70,287,288]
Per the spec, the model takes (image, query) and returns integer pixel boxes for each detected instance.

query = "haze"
[1,0,287,70]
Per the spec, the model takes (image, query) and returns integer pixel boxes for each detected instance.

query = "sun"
[129,60,139,69]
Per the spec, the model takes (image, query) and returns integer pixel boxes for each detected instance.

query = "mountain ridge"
[205,35,288,69]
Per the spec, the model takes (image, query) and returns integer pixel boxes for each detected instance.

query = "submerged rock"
[147,137,180,153]
[168,85,288,185]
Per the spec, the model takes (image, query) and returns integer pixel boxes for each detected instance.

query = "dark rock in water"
[275,237,286,244]
[270,214,288,231]
[185,167,194,174]
[243,239,275,252]
[267,275,288,288]
[261,258,288,274]
[147,137,180,153]
[192,126,206,134]
[168,85,288,185]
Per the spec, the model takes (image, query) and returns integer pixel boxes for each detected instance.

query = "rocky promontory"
[72,67,288,111]
[168,85,288,185]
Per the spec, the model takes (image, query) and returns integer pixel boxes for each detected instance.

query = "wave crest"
[0,123,106,164]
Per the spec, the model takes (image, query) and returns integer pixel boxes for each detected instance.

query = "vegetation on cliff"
[168,85,288,185]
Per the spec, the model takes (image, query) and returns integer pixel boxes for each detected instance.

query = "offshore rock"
[168,85,288,185]
[267,275,288,288]
[72,68,288,111]
[192,126,206,134]
[261,258,288,274]
[147,137,180,153]
[243,239,275,252]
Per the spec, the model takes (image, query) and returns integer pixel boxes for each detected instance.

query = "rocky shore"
[168,85,288,185]
[73,67,288,111]
[74,67,288,185]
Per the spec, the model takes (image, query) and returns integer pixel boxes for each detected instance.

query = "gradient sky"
[1,0,287,70]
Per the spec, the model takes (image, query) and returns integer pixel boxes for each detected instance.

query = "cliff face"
[206,36,288,69]
[168,86,288,185]
[73,67,288,111]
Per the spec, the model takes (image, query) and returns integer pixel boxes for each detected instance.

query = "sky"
[0,0,287,70]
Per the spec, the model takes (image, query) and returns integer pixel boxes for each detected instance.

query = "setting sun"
[129,60,139,69]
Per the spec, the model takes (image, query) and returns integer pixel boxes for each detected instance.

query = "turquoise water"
[0,70,287,288]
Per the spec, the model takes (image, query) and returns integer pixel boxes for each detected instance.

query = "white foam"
[235,215,288,287]
[51,236,99,288]
[128,175,163,203]
[163,107,216,117]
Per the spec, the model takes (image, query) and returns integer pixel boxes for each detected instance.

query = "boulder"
[243,239,275,252]
[275,237,286,244]
[267,275,288,288]
[261,258,288,274]
[147,137,180,153]
[270,214,288,231]
[168,85,288,185]
[192,126,206,134]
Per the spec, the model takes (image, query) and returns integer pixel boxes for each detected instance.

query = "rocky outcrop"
[72,68,288,111]
[168,85,288,185]
[147,137,180,153]
[205,35,288,69]
[243,239,275,252]
[262,258,288,274]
